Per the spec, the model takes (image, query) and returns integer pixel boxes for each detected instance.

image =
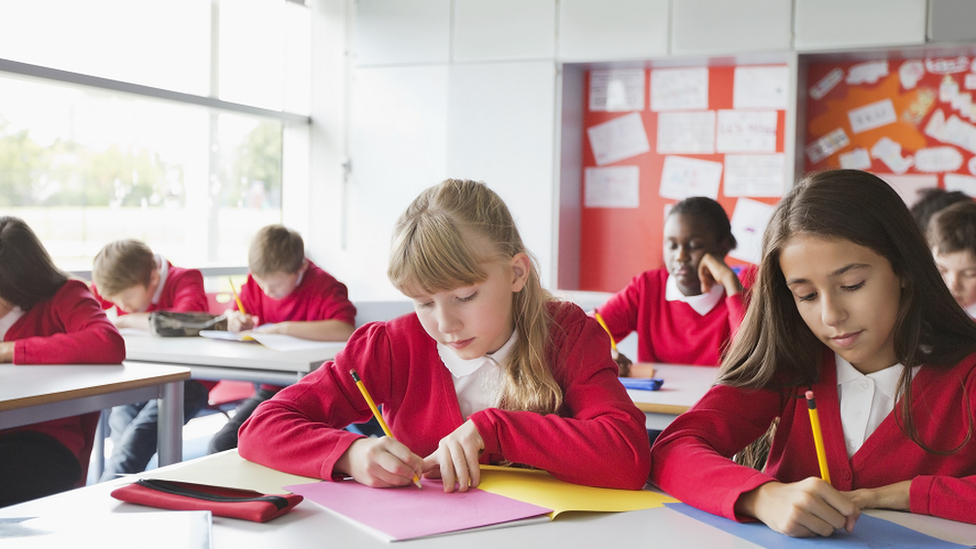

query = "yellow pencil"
[350,369,422,489]
[593,311,618,352]
[228,278,247,316]
[805,390,831,484]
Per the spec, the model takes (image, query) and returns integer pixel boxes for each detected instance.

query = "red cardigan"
[2,279,126,485]
[650,351,976,524]
[238,302,651,490]
[596,267,753,366]
[94,261,208,315]
[237,260,356,326]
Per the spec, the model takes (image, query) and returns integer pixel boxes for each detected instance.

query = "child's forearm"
[275,320,355,341]
[114,312,151,330]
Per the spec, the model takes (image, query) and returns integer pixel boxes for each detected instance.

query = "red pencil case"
[111,479,303,523]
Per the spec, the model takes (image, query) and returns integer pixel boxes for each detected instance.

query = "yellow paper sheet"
[477,465,678,518]
[144,449,319,495]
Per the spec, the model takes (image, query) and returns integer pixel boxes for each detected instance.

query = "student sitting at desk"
[0,216,125,507]
[210,224,356,453]
[90,239,214,480]
[927,201,976,319]
[238,179,650,492]
[594,196,754,376]
[651,170,976,536]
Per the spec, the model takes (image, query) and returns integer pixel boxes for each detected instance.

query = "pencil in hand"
[350,369,423,489]
[228,277,247,316]
[805,390,831,484]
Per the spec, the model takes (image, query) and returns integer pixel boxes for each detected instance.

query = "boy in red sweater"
[92,240,214,479]
[210,224,357,453]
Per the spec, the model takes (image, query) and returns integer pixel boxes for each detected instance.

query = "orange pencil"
[805,390,831,484]
[350,369,422,489]
[228,277,247,316]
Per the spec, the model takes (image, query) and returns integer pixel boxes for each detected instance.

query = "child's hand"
[698,253,743,296]
[736,479,860,537]
[612,349,632,377]
[843,480,910,511]
[422,420,485,493]
[226,310,256,333]
[0,341,13,363]
[337,437,424,488]
[252,322,283,334]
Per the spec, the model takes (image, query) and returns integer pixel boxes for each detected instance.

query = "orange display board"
[805,56,976,203]
[579,66,785,293]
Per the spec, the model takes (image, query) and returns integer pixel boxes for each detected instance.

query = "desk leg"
[156,380,184,466]
[89,410,109,483]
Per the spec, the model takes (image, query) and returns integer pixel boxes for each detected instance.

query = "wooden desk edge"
[636,402,691,415]
[0,368,190,411]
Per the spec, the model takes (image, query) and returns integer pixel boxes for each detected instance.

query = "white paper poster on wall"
[847,99,897,134]
[733,66,788,110]
[584,166,640,208]
[716,110,777,153]
[589,69,645,112]
[724,154,785,197]
[839,148,872,170]
[846,61,889,85]
[656,111,716,154]
[586,112,651,166]
[659,156,723,200]
[877,174,938,207]
[914,147,964,173]
[650,67,709,112]
[810,68,843,100]
[729,198,776,265]
[945,173,976,197]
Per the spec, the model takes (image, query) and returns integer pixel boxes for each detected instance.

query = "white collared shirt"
[437,331,518,420]
[0,305,25,340]
[836,353,913,458]
[664,274,725,316]
[151,254,169,306]
[966,301,976,319]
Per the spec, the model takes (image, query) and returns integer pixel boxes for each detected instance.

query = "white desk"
[0,363,190,469]
[123,334,345,385]
[626,363,718,430]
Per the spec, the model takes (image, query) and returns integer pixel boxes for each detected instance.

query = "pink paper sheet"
[284,478,552,541]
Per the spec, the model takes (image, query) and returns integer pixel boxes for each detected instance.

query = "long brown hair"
[388,179,562,414]
[0,216,69,310]
[721,170,976,454]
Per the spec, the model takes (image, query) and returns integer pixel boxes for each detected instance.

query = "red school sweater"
[2,279,126,486]
[93,261,209,316]
[238,302,651,490]
[650,351,976,525]
[596,266,754,366]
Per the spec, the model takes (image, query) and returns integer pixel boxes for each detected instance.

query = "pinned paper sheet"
[590,69,645,112]
[723,154,784,197]
[839,148,872,170]
[914,147,964,173]
[945,173,976,197]
[938,75,976,123]
[656,111,716,154]
[942,114,976,154]
[848,99,897,134]
[879,174,938,207]
[732,66,788,109]
[899,60,925,90]
[967,73,976,91]
[651,67,709,112]
[871,137,914,174]
[659,156,723,200]
[587,112,651,165]
[729,198,775,264]
[584,166,640,208]
[716,110,777,153]
[847,60,889,85]
[806,128,850,163]
[970,156,976,176]
[476,465,677,517]
[810,68,843,100]
[926,56,970,74]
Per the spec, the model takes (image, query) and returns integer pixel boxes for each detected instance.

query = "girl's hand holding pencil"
[337,437,426,489]
[735,479,859,538]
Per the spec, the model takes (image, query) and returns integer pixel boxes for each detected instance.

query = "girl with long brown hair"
[240,179,650,491]
[650,170,976,536]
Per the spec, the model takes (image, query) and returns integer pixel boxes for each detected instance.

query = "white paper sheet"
[732,66,788,109]
[871,137,914,174]
[587,112,651,165]
[1,511,212,549]
[970,156,976,176]
[806,128,850,163]
[925,109,947,140]
[650,67,708,112]
[847,61,889,85]
[914,147,964,173]
[926,56,970,74]
[589,69,645,112]
[810,68,843,100]
[715,110,777,153]
[584,166,640,208]
[656,111,716,154]
[199,330,347,353]
[729,198,775,264]
[839,148,872,170]
[899,60,925,90]
[848,99,897,134]
[723,154,784,197]
[945,173,976,197]
[966,74,976,91]
[659,156,723,200]
[877,174,938,207]
[942,114,976,154]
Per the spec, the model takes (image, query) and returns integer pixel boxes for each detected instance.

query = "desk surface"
[627,363,718,415]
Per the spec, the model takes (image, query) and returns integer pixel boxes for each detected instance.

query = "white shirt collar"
[834,353,904,400]
[664,274,725,316]
[966,301,976,319]
[151,254,168,306]
[438,330,518,379]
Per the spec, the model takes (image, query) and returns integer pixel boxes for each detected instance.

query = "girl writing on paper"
[239,179,650,492]
[650,170,976,536]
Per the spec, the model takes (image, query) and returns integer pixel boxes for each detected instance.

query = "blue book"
[619,377,664,391]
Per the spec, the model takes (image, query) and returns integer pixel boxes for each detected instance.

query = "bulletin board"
[805,55,976,202]
[579,65,787,293]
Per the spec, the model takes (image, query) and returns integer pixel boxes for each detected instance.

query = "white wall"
[309,0,937,300]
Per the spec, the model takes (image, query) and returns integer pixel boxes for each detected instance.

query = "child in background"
[595,196,753,375]
[0,217,125,506]
[210,224,356,453]
[91,240,214,480]
[651,170,976,536]
[909,187,970,233]
[237,179,650,492]
[928,201,976,318]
